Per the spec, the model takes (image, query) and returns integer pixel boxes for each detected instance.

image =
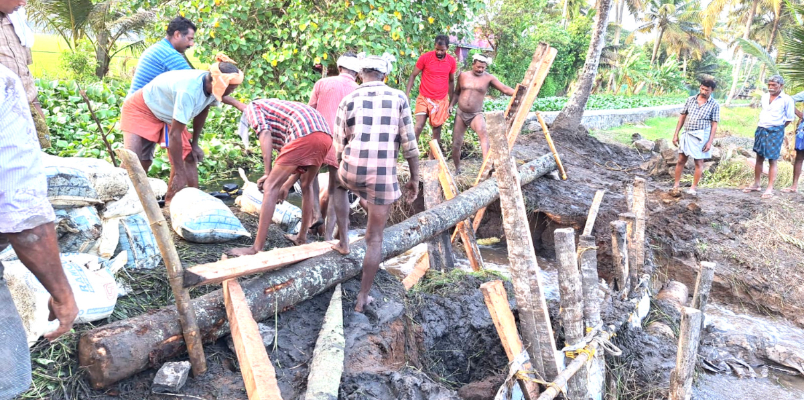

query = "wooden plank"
[402,252,430,290]
[632,177,647,275]
[304,284,344,400]
[116,149,207,377]
[554,228,588,399]
[669,307,703,400]
[619,212,638,292]
[581,190,605,237]
[610,220,629,295]
[534,112,567,181]
[480,280,540,399]
[223,279,282,400]
[422,160,456,271]
[429,140,484,271]
[184,241,338,287]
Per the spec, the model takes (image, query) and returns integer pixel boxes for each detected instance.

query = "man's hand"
[703,141,713,152]
[276,185,289,204]
[257,174,269,192]
[449,106,456,116]
[44,295,78,341]
[672,134,679,147]
[191,143,205,163]
[404,180,419,202]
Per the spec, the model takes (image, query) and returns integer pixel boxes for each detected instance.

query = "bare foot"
[742,185,761,193]
[331,242,350,255]
[285,233,308,246]
[781,187,798,193]
[761,190,774,199]
[355,293,374,313]
[226,247,259,257]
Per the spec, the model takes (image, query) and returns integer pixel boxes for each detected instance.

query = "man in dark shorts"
[449,54,515,173]
[227,99,332,256]
[406,35,456,148]
[333,53,420,312]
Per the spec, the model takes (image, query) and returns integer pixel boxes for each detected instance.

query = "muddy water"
[475,244,561,302]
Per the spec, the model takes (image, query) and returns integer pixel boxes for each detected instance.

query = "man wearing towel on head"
[449,54,516,173]
[120,54,243,202]
[332,52,420,312]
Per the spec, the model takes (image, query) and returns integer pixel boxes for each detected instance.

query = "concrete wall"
[522,104,685,132]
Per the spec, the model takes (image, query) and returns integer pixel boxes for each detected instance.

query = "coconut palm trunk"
[726,0,759,106]
[650,26,666,65]
[551,0,614,133]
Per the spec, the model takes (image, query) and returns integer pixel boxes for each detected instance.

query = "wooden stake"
[534,112,567,180]
[401,251,430,290]
[115,149,207,376]
[633,177,647,275]
[618,212,638,292]
[610,220,629,295]
[669,307,703,400]
[579,235,601,329]
[184,241,338,287]
[304,284,344,400]
[692,262,716,330]
[582,190,606,237]
[554,228,588,400]
[487,111,560,379]
[429,140,484,271]
[480,281,541,399]
[223,279,283,400]
[421,160,455,271]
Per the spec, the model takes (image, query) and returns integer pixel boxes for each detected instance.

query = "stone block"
[634,139,656,153]
[152,361,190,394]
[662,148,678,164]
[655,138,673,153]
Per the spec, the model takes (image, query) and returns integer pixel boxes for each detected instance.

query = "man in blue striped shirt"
[127,17,196,96]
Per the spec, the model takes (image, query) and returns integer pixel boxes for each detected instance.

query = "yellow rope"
[564,345,596,362]
[515,371,565,395]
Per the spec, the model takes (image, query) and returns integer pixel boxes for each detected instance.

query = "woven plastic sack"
[44,165,101,208]
[235,169,302,234]
[116,212,162,269]
[170,188,250,243]
[42,154,128,202]
[54,206,103,254]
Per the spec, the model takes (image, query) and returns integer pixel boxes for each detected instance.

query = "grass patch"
[682,159,794,189]
[409,268,508,295]
[593,106,761,145]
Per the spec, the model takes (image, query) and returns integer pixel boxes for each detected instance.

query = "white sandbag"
[0,246,16,262]
[4,252,121,346]
[42,154,129,202]
[44,165,101,208]
[117,212,162,269]
[97,217,120,259]
[170,188,251,243]
[101,178,144,219]
[236,169,302,234]
[149,177,168,199]
[54,206,102,254]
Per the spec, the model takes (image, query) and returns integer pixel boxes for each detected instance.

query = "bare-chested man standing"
[449,54,515,173]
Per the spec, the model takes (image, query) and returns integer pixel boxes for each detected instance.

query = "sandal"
[761,191,774,199]
[686,188,698,196]
[781,187,798,194]
[742,186,761,193]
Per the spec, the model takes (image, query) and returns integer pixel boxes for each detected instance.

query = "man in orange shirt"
[406,35,456,149]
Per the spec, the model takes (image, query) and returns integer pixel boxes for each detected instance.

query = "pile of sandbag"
[3,155,167,345]
[170,187,250,243]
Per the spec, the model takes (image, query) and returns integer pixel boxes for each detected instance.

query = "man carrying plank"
[333,52,420,312]
[227,99,332,256]
[449,54,516,174]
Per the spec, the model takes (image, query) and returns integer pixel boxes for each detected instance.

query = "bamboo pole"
[669,307,703,400]
[633,177,647,275]
[535,113,567,180]
[692,262,716,330]
[554,228,588,399]
[115,149,207,376]
[487,111,560,379]
[536,341,600,400]
[610,220,629,295]
[422,160,456,271]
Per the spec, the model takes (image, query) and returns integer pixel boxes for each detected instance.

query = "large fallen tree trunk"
[79,154,558,388]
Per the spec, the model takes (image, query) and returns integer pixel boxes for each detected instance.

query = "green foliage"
[58,44,97,82]
[157,0,482,101]
[483,94,690,112]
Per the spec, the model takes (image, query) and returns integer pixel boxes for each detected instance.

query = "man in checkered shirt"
[671,78,720,196]
[332,52,420,313]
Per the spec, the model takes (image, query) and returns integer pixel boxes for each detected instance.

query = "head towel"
[357,52,396,74]
[209,53,244,102]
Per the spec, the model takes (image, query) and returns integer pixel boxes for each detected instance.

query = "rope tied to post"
[515,371,566,396]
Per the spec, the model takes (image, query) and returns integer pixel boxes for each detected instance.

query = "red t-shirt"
[415,51,457,100]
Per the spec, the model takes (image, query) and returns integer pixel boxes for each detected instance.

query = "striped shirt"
[241,99,331,151]
[0,65,55,233]
[680,95,720,132]
[127,38,191,96]
[308,73,358,131]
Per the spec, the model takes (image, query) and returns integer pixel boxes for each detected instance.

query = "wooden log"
[669,307,703,400]
[487,111,560,379]
[582,190,605,237]
[633,177,647,275]
[480,281,541,399]
[115,149,207,377]
[429,140,484,271]
[692,262,715,330]
[78,153,559,388]
[618,212,638,292]
[610,220,629,295]
[184,241,338,287]
[224,279,282,400]
[534,112,567,180]
[422,160,455,271]
[304,284,344,400]
[554,228,588,400]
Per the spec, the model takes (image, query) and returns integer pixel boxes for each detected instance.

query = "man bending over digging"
[332,52,420,312]
[227,99,332,256]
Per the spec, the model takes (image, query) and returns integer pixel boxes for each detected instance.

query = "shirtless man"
[449,54,515,173]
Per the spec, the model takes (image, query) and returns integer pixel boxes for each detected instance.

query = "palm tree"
[635,0,702,66]
[28,0,153,78]
[611,0,644,46]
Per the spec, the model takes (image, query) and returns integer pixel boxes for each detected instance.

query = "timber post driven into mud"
[78,152,559,389]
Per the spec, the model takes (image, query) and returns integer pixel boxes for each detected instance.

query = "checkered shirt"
[680,95,720,132]
[241,99,331,152]
[334,81,418,205]
[0,14,36,104]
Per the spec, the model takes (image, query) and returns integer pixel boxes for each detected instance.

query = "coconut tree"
[635,0,702,66]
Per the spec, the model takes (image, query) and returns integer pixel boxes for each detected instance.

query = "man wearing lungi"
[743,75,794,199]
[333,53,420,312]
[406,35,456,149]
[120,53,243,202]
[227,99,332,255]
[671,79,720,196]
[782,90,804,195]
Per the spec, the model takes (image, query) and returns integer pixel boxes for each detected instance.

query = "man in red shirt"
[406,35,456,148]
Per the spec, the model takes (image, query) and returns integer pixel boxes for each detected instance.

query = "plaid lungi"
[753,125,786,160]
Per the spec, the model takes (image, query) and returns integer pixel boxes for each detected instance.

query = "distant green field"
[593,106,762,144]
[30,33,205,79]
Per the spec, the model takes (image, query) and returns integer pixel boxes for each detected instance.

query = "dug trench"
[36,122,804,399]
